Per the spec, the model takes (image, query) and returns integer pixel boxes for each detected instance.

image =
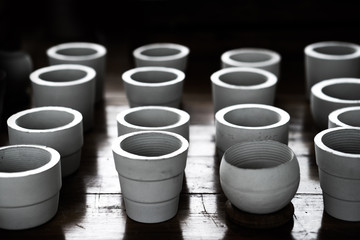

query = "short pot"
[310,78,360,130]
[112,131,189,223]
[116,106,190,140]
[211,67,277,113]
[305,41,360,97]
[220,140,300,214]
[7,106,83,177]
[133,43,190,72]
[47,42,107,103]
[328,106,360,128]
[30,64,96,132]
[215,103,290,158]
[221,48,281,77]
[314,127,360,221]
[0,144,62,230]
[122,66,185,108]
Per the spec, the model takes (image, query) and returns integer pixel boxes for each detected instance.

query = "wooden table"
[1,38,360,240]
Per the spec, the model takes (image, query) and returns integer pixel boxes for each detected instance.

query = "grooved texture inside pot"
[322,129,360,154]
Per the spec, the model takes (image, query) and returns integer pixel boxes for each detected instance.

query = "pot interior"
[322,129,360,154]
[219,71,267,86]
[224,107,281,127]
[230,52,272,63]
[322,83,360,100]
[56,48,98,56]
[337,109,360,127]
[124,109,180,127]
[16,110,75,130]
[39,69,87,82]
[141,48,181,57]
[131,71,178,83]
[314,45,357,56]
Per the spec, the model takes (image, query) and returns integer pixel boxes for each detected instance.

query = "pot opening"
[0,147,51,173]
[224,107,281,127]
[322,129,360,154]
[56,48,98,57]
[314,45,357,56]
[131,71,178,83]
[121,132,182,157]
[39,69,87,82]
[219,71,267,86]
[141,48,181,57]
[322,83,360,100]
[15,110,75,130]
[225,142,292,169]
[337,110,360,127]
[124,109,180,127]
[230,52,272,63]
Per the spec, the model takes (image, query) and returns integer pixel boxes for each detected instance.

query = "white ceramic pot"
[30,64,96,132]
[0,145,61,230]
[116,106,190,140]
[122,66,185,108]
[112,131,189,223]
[7,106,83,177]
[314,127,360,221]
[211,67,277,113]
[215,103,290,158]
[221,48,281,77]
[47,42,107,103]
[310,78,360,130]
[133,43,190,72]
[305,41,360,97]
[220,140,300,214]
[328,106,360,128]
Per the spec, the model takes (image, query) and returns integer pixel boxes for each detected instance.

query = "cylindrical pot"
[116,106,190,140]
[328,106,360,128]
[305,41,360,97]
[215,103,290,158]
[310,78,360,130]
[122,66,185,108]
[0,145,62,230]
[220,140,300,214]
[112,131,189,223]
[221,48,281,77]
[30,64,96,132]
[133,43,190,72]
[46,42,107,103]
[7,106,83,177]
[314,127,360,221]
[211,67,277,113]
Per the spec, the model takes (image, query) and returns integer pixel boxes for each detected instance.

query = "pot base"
[225,200,294,229]
[323,192,360,222]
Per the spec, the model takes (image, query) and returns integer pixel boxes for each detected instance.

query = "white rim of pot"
[47,42,107,61]
[0,145,60,178]
[112,131,189,161]
[311,78,360,104]
[116,106,190,131]
[7,106,83,133]
[30,64,96,87]
[305,41,360,60]
[210,67,277,89]
[221,48,281,68]
[122,66,185,87]
[328,106,360,128]
[133,43,189,61]
[215,103,290,129]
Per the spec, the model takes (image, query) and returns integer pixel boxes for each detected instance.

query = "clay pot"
[117,106,190,140]
[47,42,107,103]
[328,106,360,128]
[220,140,300,214]
[112,131,189,223]
[215,103,290,158]
[221,48,281,77]
[314,127,360,221]
[122,66,185,108]
[133,43,189,72]
[211,67,277,113]
[7,106,83,177]
[0,145,62,230]
[30,64,96,132]
[310,78,360,130]
[305,41,360,97]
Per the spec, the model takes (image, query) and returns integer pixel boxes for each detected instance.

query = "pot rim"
[311,78,360,104]
[0,145,60,178]
[305,41,360,60]
[221,48,281,67]
[329,106,360,128]
[210,67,277,89]
[133,43,189,61]
[122,66,185,87]
[215,103,290,129]
[47,42,107,61]
[30,64,96,87]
